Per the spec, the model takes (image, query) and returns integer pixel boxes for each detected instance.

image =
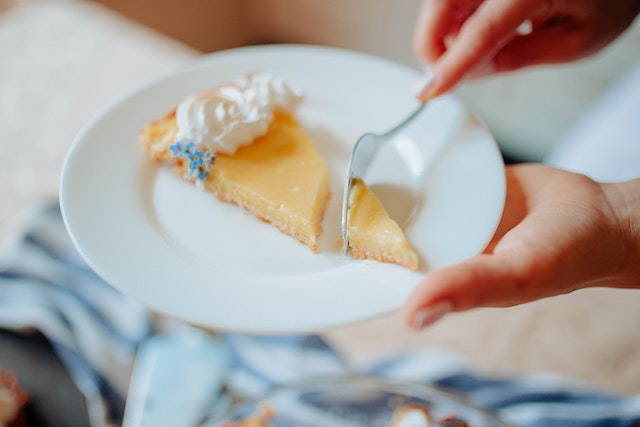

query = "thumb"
[403,254,536,330]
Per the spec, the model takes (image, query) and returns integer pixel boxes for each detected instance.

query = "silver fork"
[341,102,428,254]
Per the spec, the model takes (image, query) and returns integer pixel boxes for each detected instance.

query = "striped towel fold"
[1,202,639,427]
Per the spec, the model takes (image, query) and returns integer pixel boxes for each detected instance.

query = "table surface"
[1,4,639,422]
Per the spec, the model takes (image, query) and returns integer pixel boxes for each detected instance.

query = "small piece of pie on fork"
[346,178,419,270]
[342,103,425,271]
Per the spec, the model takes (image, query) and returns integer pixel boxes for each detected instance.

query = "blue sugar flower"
[189,150,206,169]
[184,142,196,153]
[193,150,216,182]
[168,141,184,157]
[169,140,216,183]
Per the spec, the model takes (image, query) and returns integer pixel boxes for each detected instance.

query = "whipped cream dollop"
[175,71,304,155]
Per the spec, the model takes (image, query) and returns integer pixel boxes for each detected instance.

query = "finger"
[403,254,541,330]
[415,0,535,100]
[413,0,456,63]
[493,24,591,72]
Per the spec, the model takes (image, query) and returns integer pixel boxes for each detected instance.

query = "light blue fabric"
[1,203,639,427]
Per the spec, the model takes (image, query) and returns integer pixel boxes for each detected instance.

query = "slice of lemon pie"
[347,178,419,270]
[140,71,330,252]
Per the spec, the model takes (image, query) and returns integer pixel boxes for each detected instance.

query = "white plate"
[60,45,505,333]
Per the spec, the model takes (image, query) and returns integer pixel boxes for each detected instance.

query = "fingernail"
[411,301,453,330]
[515,19,533,36]
[412,65,437,101]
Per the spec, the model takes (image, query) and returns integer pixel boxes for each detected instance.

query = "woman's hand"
[403,164,640,329]
[413,0,640,100]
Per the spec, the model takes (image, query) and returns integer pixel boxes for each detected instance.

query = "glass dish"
[201,375,512,427]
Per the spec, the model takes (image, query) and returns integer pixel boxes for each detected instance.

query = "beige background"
[1,0,640,397]
[86,0,640,161]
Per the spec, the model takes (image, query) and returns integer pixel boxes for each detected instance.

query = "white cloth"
[2,204,640,427]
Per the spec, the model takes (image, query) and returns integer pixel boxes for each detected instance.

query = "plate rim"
[210,374,513,426]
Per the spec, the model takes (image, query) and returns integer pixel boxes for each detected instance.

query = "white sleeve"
[544,61,640,182]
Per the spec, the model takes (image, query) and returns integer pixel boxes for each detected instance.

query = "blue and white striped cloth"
[1,202,640,427]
